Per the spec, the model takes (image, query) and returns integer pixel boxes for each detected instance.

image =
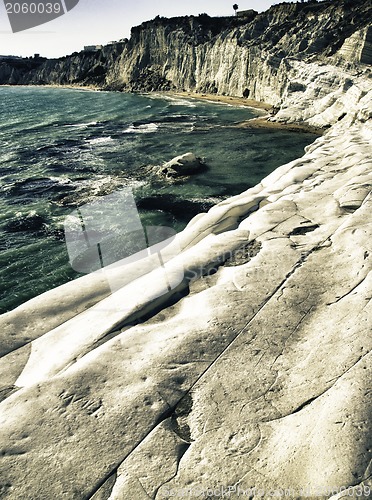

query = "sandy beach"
[171,91,323,134]
[172,91,272,111]
[234,117,323,134]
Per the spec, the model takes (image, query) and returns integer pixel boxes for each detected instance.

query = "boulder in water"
[137,194,215,219]
[158,152,206,179]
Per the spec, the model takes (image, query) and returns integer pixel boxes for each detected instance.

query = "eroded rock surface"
[0,88,371,497]
[0,2,371,498]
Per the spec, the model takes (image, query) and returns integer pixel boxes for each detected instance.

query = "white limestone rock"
[0,106,371,497]
[1,15,372,495]
[158,152,206,179]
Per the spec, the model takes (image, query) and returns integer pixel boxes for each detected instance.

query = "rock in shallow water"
[136,194,215,219]
[158,152,207,179]
[3,212,47,233]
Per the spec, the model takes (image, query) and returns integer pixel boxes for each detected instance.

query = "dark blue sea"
[0,86,316,313]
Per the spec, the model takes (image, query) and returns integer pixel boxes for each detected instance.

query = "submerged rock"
[4,212,47,233]
[137,194,215,218]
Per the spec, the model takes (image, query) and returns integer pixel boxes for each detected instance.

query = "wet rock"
[4,212,47,233]
[8,177,74,200]
[158,152,206,179]
[137,194,214,218]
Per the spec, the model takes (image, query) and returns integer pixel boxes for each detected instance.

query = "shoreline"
[171,91,272,111]
[0,83,101,91]
[166,91,323,134]
[1,84,323,134]
[234,117,323,135]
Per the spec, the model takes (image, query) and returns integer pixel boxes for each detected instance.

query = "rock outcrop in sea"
[0,1,371,498]
[158,153,206,179]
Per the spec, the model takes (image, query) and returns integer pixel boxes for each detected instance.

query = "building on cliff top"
[236,9,257,19]
[83,45,103,52]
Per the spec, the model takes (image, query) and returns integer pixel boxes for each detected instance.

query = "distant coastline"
[171,92,323,134]
[0,83,323,134]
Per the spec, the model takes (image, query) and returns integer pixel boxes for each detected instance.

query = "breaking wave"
[123,123,159,134]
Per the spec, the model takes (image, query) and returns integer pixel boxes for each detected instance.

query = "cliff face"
[0,57,45,85]
[2,0,371,112]
[5,43,125,87]
[338,25,372,65]
[105,0,371,103]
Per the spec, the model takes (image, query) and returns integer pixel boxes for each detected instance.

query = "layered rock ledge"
[0,1,371,497]
[0,80,371,499]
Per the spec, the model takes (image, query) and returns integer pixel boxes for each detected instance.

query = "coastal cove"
[0,1,371,498]
[0,86,317,313]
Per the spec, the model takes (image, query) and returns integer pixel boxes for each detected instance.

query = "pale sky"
[0,1,297,58]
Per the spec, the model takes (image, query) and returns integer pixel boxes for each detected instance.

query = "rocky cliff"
[1,0,371,108]
[0,1,371,498]
[103,0,371,103]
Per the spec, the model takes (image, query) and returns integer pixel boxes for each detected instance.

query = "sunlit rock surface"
[0,82,371,496]
[0,1,371,498]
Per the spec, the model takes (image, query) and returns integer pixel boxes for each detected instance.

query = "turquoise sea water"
[0,86,316,313]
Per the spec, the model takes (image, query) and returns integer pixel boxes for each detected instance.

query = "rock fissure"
[325,351,372,387]
[270,304,316,368]
[152,442,190,500]
[82,247,328,497]
[327,272,370,305]
[264,350,371,424]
